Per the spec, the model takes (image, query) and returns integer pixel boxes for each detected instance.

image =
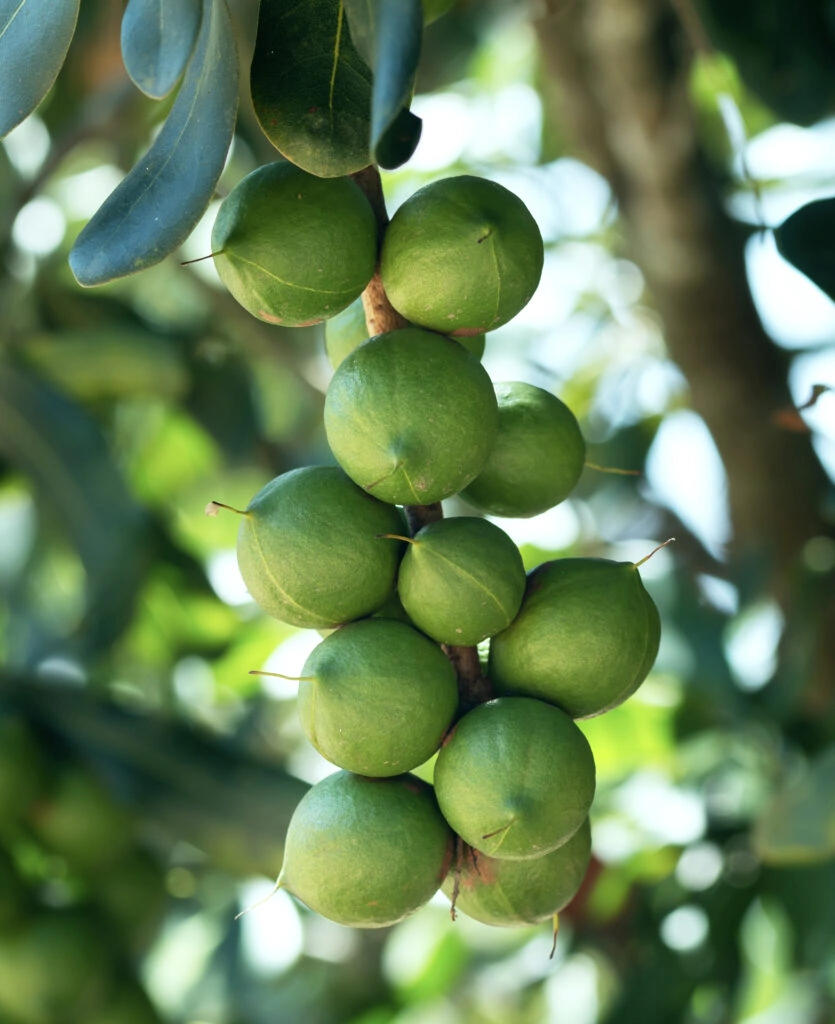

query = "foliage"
[1,1,834,1023]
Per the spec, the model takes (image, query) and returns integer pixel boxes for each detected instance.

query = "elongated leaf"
[121,0,202,99]
[0,0,80,137]
[775,197,835,303]
[1,676,309,877]
[375,103,422,170]
[344,0,422,168]
[0,364,150,660]
[69,0,237,286]
[251,0,372,177]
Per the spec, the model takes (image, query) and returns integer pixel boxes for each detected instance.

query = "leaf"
[754,744,835,864]
[341,0,374,65]
[69,0,238,287]
[376,106,422,171]
[120,0,202,100]
[23,327,189,401]
[251,0,372,177]
[0,363,150,660]
[343,0,423,168]
[0,675,309,877]
[775,197,835,303]
[372,0,423,168]
[0,0,80,138]
[698,0,835,126]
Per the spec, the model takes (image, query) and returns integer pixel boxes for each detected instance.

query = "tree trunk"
[535,0,835,733]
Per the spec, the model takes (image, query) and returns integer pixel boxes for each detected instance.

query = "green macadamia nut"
[443,816,592,927]
[297,619,458,776]
[462,382,585,518]
[324,295,369,369]
[278,771,454,928]
[434,697,596,860]
[380,175,544,335]
[489,557,661,719]
[324,328,498,505]
[232,466,406,629]
[212,161,377,326]
[394,516,526,645]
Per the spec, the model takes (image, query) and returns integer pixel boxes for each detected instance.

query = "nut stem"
[353,164,493,712]
[635,537,676,567]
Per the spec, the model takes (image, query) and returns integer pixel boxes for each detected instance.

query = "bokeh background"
[2,1,835,1022]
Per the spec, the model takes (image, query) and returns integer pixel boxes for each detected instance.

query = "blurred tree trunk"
[535,0,835,735]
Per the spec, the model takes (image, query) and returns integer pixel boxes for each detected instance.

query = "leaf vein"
[0,0,27,44]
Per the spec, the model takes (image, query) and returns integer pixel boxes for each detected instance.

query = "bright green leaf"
[0,364,150,660]
[251,0,372,177]
[0,0,80,138]
[23,328,189,401]
[578,694,676,783]
[69,0,238,286]
[775,197,835,303]
[121,0,202,99]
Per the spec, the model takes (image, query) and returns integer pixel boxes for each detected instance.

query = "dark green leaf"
[754,744,835,864]
[774,198,835,303]
[69,0,238,286]
[698,0,835,125]
[343,0,423,168]
[120,0,202,100]
[375,106,422,171]
[0,363,150,660]
[372,0,422,166]
[251,0,372,177]
[186,351,263,461]
[0,0,80,138]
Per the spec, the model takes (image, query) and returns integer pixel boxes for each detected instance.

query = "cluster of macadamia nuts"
[209,162,661,933]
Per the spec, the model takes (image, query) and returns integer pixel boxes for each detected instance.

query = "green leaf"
[754,745,835,864]
[0,364,150,660]
[342,0,374,65]
[698,0,835,126]
[343,0,423,168]
[69,0,237,286]
[774,198,835,303]
[0,0,80,138]
[251,0,372,177]
[375,106,422,171]
[1,675,309,877]
[23,328,189,401]
[120,0,202,100]
[374,0,423,168]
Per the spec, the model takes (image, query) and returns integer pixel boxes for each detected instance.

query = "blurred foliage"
[1,1,834,1024]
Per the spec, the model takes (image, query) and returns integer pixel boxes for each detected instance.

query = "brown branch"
[351,165,410,337]
[361,271,410,337]
[441,644,494,708]
[404,503,444,533]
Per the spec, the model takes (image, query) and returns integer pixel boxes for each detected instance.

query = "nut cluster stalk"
[354,165,493,709]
